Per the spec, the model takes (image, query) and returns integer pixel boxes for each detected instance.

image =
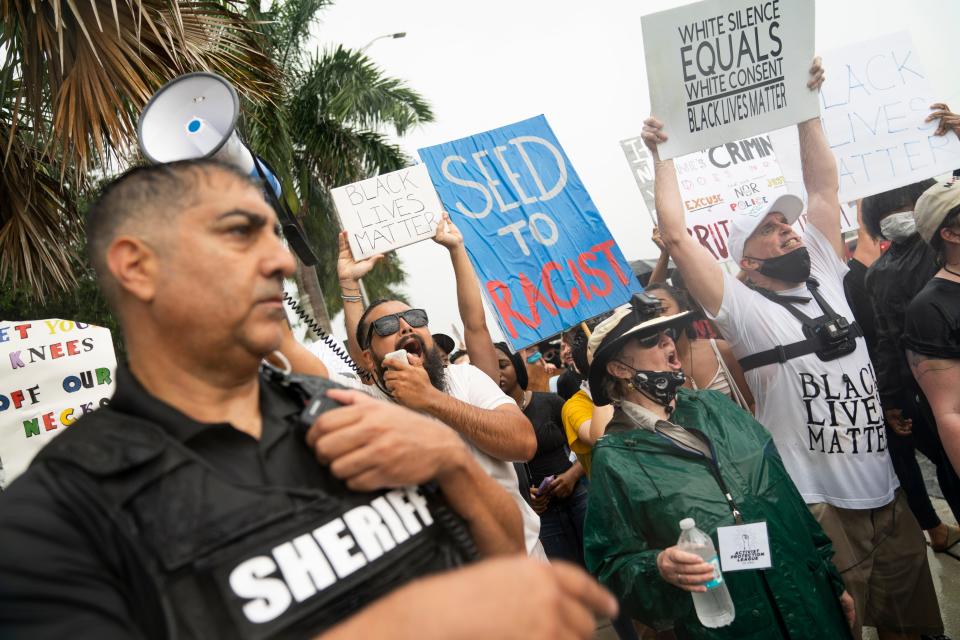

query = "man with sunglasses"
[0,161,619,640]
[336,218,543,557]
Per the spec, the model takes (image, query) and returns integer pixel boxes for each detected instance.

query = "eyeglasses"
[364,308,429,348]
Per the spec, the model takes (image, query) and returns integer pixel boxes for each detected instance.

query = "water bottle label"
[704,556,723,589]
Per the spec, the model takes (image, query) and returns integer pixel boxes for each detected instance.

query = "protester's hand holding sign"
[338,230,385,369]
[431,211,464,249]
[642,56,832,317]
[927,103,960,139]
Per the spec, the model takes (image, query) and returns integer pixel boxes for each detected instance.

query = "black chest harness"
[738,278,862,372]
[36,371,475,640]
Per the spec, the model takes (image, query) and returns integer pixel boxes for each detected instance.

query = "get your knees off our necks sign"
[641,0,818,160]
[418,115,641,351]
[0,320,117,489]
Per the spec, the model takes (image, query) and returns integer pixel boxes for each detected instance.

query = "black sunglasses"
[364,309,429,348]
[636,328,678,348]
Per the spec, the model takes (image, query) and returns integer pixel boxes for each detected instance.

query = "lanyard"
[653,425,745,526]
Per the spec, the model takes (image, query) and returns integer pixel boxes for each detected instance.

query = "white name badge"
[717,521,772,572]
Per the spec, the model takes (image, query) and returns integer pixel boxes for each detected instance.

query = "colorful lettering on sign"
[419,116,640,349]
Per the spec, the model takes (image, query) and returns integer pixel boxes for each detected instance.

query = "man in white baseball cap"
[640,56,943,640]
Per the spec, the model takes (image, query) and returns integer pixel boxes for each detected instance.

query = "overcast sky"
[305,0,960,342]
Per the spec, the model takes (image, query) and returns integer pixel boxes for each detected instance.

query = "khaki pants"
[810,490,943,639]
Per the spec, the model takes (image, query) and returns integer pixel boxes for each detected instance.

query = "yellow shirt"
[561,390,595,477]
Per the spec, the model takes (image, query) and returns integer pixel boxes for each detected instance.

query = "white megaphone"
[137,72,317,264]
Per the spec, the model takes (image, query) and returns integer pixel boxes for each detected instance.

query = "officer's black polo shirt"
[108,366,333,490]
[0,366,333,638]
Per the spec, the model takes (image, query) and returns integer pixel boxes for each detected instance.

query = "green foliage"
[1,0,434,325]
[242,3,435,318]
[0,271,124,360]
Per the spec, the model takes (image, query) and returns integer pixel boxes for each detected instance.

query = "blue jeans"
[538,478,589,564]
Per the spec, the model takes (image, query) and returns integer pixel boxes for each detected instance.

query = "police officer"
[0,160,617,639]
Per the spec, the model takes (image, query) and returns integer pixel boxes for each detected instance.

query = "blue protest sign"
[418,115,640,350]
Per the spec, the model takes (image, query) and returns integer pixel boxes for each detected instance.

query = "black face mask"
[753,246,811,283]
[616,362,686,408]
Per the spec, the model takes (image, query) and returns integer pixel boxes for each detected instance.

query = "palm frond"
[0,0,279,298]
[291,47,434,140]
[1,0,278,180]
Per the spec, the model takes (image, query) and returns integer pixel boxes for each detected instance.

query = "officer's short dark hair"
[861,179,936,240]
[85,159,255,306]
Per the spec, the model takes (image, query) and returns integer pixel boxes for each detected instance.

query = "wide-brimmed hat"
[587,303,692,406]
[727,193,805,265]
[914,179,960,245]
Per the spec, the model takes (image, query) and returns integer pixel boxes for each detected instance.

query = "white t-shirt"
[306,339,360,379]
[707,224,898,509]
[333,363,544,556]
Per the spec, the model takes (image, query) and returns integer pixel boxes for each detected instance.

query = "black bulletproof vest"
[35,373,474,640]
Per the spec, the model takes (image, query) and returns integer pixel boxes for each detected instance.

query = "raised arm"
[642,118,726,315]
[383,357,536,462]
[337,231,384,371]
[648,227,671,285]
[309,388,525,555]
[798,57,843,259]
[433,213,499,383]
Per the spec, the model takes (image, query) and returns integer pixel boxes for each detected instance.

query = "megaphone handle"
[251,156,318,266]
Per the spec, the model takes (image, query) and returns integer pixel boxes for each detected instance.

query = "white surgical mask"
[879,211,916,241]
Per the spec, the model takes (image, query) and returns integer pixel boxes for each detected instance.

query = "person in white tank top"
[645,283,754,414]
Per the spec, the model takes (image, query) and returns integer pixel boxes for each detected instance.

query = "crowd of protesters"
[1,57,959,640]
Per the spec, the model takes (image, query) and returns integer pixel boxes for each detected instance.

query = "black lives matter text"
[679,0,786,133]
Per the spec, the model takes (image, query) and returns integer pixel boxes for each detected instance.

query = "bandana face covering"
[879,211,916,242]
[755,246,811,283]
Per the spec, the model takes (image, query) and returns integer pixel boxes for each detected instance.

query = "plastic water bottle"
[677,517,735,628]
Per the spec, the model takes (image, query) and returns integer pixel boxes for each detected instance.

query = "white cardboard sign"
[641,0,818,160]
[817,31,960,202]
[673,134,788,261]
[331,164,444,259]
[0,319,117,488]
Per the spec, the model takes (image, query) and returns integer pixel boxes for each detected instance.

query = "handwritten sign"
[641,0,817,159]
[418,116,641,350]
[674,134,789,261]
[331,164,444,259]
[818,31,960,202]
[619,137,658,224]
[0,319,116,488]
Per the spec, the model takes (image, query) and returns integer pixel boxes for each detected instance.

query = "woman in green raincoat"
[582,299,855,640]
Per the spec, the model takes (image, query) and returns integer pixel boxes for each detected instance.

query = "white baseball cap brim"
[727,193,805,265]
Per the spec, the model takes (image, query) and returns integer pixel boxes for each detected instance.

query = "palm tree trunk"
[294,262,333,336]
